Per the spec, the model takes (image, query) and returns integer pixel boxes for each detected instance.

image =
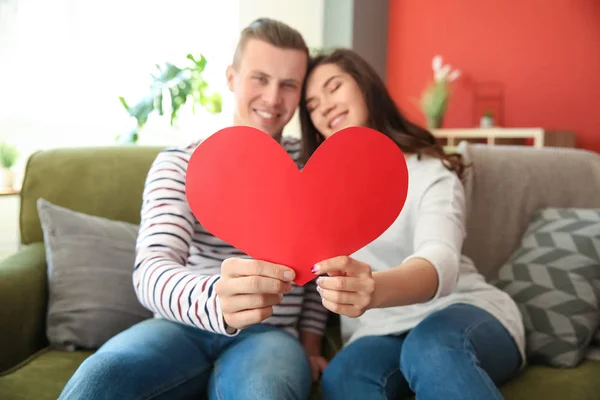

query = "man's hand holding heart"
[215,258,295,330]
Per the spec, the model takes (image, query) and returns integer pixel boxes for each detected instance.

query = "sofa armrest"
[0,243,48,374]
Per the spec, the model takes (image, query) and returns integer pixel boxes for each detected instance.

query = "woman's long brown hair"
[299,48,466,180]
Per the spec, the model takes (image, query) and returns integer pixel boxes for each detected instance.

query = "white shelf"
[431,128,576,148]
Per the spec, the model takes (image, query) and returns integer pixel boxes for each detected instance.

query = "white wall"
[0,196,20,260]
[238,0,324,50]
[0,1,331,259]
[238,0,325,139]
[0,0,241,177]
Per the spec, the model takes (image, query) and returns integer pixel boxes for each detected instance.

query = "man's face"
[226,39,307,140]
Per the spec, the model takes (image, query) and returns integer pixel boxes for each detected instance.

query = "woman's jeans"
[321,303,522,400]
[58,319,313,400]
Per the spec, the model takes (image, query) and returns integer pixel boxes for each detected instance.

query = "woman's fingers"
[315,266,376,318]
[313,255,371,277]
[321,298,365,318]
[318,287,370,309]
[316,275,374,293]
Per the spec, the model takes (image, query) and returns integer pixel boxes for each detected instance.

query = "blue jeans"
[58,319,312,400]
[322,304,522,400]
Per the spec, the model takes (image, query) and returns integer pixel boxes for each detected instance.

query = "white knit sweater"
[342,154,526,364]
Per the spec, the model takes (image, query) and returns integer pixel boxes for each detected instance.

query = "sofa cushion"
[19,146,163,245]
[494,207,600,368]
[457,143,600,280]
[0,349,599,400]
[0,348,93,400]
[38,198,153,351]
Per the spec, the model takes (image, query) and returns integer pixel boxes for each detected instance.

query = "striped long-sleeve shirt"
[133,135,330,338]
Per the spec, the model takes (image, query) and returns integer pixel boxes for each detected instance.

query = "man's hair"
[232,18,308,67]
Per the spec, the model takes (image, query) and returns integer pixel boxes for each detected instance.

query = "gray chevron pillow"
[494,208,600,368]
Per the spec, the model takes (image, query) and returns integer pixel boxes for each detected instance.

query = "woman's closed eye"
[328,81,342,93]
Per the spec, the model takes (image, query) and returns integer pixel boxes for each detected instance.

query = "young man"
[59,18,329,400]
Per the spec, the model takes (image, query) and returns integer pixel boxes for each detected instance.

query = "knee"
[219,331,312,400]
[321,356,348,393]
[223,367,311,400]
[85,351,138,379]
[400,319,464,379]
[322,349,375,400]
[60,351,139,399]
[243,375,309,400]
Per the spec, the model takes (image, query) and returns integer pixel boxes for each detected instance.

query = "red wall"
[387,0,600,152]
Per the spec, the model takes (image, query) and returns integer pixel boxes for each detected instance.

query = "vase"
[426,115,444,130]
[480,116,494,128]
[0,168,14,190]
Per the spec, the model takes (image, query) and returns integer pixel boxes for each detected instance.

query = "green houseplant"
[0,141,18,190]
[118,53,223,144]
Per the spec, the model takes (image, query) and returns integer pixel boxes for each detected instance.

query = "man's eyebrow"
[305,75,341,104]
[250,70,301,85]
[250,70,269,77]
[282,78,302,85]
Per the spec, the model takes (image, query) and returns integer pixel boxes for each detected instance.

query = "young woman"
[299,48,525,400]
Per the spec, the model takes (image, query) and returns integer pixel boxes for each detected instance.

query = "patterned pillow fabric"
[494,208,600,368]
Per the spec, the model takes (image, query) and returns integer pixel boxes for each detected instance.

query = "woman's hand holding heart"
[312,256,376,318]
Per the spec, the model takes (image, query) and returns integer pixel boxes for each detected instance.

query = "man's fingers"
[224,306,274,329]
[310,359,319,382]
[316,356,329,371]
[217,275,292,296]
[309,356,328,382]
[222,258,296,281]
[314,256,370,277]
[221,294,283,314]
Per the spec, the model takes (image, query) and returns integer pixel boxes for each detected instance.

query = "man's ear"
[226,65,236,92]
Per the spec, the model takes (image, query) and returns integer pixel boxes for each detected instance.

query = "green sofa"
[1,143,600,400]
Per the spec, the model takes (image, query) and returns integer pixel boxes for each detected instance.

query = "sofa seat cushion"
[500,360,600,400]
[0,348,93,400]
[1,350,600,400]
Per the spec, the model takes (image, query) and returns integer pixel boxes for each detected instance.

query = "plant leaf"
[118,96,130,111]
[118,52,222,143]
[420,81,449,118]
[127,95,155,126]
[154,91,164,116]
[0,142,18,168]
[169,77,193,125]
[156,63,183,83]
[188,53,207,71]
[199,92,222,113]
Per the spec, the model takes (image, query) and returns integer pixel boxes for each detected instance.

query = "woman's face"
[304,63,369,139]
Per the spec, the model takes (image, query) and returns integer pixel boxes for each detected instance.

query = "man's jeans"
[321,304,522,400]
[58,319,312,400]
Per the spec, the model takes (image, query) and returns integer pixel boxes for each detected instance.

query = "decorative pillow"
[587,330,600,361]
[38,198,153,351]
[494,207,600,368]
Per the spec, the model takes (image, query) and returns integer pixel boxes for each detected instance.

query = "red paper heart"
[185,126,409,286]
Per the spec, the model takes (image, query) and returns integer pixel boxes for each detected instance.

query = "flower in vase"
[421,55,460,129]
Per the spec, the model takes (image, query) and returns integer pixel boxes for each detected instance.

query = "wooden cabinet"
[431,128,577,148]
